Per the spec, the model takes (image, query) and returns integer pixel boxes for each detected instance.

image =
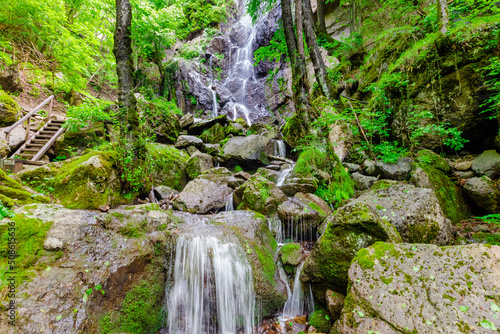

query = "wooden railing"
[3,95,54,143]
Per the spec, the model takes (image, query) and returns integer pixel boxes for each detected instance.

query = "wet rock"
[344,163,360,173]
[325,290,345,321]
[463,177,500,213]
[301,202,401,294]
[43,237,64,251]
[0,65,23,93]
[415,149,451,173]
[198,167,233,185]
[175,135,203,149]
[471,149,500,178]
[352,183,454,245]
[174,178,232,213]
[279,243,302,268]
[188,115,227,135]
[154,185,178,199]
[351,172,378,190]
[234,175,287,215]
[0,90,21,127]
[257,167,280,183]
[363,158,412,181]
[333,243,500,334]
[185,151,214,179]
[221,135,271,165]
[455,160,472,171]
[179,113,194,128]
[279,177,318,197]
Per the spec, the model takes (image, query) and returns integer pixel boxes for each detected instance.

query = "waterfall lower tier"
[166,235,255,334]
[274,140,286,158]
[276,165,293,187]
[280,263,314,322]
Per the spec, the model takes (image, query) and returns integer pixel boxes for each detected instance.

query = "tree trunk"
[317,0,327,33]
[295,0,308,88]
[436,0,449,34]
[282,0,308,107]
[114,0,139,138]
[302,0,334,100]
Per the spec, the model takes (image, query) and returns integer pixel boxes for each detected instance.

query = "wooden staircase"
[11,119,65,161]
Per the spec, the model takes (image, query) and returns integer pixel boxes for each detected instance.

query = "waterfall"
[274,140,286,158]
[209,56,218,117]
[225,195,234,211]
[282,263,313,318]
[267,216,284,244]
[166,235,255,334]
[223,2,261,125]
[276,164,293,187]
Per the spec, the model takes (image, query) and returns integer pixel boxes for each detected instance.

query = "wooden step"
[31,140,49,144]
[21,149,40,153]
[35,135,55,139]
[45,126,61,129]
[18,153,35,158]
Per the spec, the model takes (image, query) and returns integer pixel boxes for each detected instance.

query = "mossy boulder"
[0,89,20,127]
[416,149,450,173]
[234,175,287,215]
[353,183,454,245]
[301,202,401,294]
[309,309,332,333]
[143,102,181,144]
[54,123,108,159]
[279,243,302,273]
[292,148,355,206]
[173,177,232,213]
[282,113,308,149]
[333,243,500,333]
[0,169,49,207]
[147,143,189,191]
[185,151,213,179]
[411,162,470,223]
[220,135,271,166]
[199,122,226,144]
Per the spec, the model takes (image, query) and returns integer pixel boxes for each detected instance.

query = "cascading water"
[225,195,234,211]
[166,233,255,334]
[223,2,261,125]
[280,263,314,325]
[274,140,286,158]
[276,164,293,187]
[209,56,218,117]
[267,216,284,244]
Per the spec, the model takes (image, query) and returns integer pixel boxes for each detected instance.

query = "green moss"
[371,180,395,190]
[414,163,469,223]
[416,150,450,173]
[0,169,49,207]
[279,243,301,266]
[99,266,164,334]
[51,151,125,209]
[233,165,244,173]
[381,276,394,285]
[199,123,226,144]
[147,143,189,191]
[281,113,308,149]
[309,309,332,333]
[355,242,396,270]
[406,221,440,244]
[0,90,20,126]
[472,232,500,246]
[0,214,52,290]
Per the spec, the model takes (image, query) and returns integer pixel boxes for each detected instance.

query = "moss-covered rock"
[143,102,181,144]
[411,162,469,223]
[147,143,189,191]
[282,113,308,149]
[416,149,450,173]
[462,177,500,213]
[279,243,302,272]
[293,148,355,206]
[199,122,226,144]
[0,89,20,127]
[301,202,401,294]
[234,175,288,215]
[185,151,214,179]
[0,169,49,207]
[309,309,332,333]
[54,123,108,159]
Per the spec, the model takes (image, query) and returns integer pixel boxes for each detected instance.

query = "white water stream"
[166,234,255,334]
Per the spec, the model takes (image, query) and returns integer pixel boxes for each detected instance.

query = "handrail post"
[25,117,30,143]
[48,96,53,122]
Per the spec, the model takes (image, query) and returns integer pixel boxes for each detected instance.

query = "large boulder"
[332,243,500,333]
[352,183,454,245]
[0,90,20,127]
[142,102,181,144]
[0,204,175,334]
[411,152,470,223]
[471,149,500,179]
[175,135,203,149]
[221,135,271,166]
[363,158,412,181]
[185,151,213,179]
[0,64,23,93]
[147,143,189,191]
[462,177,500,213]
[234,175,287,215]
[301,202,401,294]
[173,178,232,213]
[1,125,25,150]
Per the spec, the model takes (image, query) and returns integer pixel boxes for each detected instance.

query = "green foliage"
[477,214,500,225]
[479,56,500,132]
[0,0,116,92]
[65,98,113,133]
[0,201,15,220]
[0,215,52,290]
